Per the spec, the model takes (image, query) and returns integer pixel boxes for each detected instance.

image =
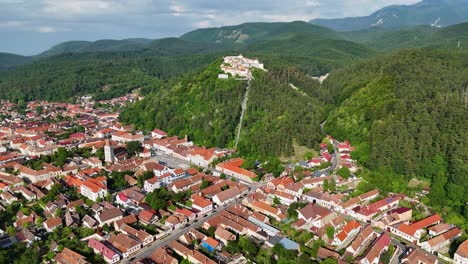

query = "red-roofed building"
[420,227,461,253]
[81,178,108,202]
[215,158,256,183]
[138,210,157,225]
[360,232,391,264]
[88,238,120,264]
[44,217,62,232]
[191,194,213,215]
[151,129,167,139]
[390,214,442,243]
[333,220,361,246]
[187,147,219,167]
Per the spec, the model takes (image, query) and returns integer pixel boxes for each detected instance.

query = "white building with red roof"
[151,129,167,139]
[88,238,120,264]
[144,176,160,193]
[191,194,213,215]
[81,177,108,202]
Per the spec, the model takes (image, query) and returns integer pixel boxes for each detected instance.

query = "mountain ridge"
[310,0,468,31]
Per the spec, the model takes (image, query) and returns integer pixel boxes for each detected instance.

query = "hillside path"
[234,79,251,149]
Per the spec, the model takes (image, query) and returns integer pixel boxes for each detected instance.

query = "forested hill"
[0,21,378,101]
[120,63,330,160]
[0,52,220,102]
[180,21,342,44]
[36,39,153,58]
[323,49,468,224]
[0,53,33,71]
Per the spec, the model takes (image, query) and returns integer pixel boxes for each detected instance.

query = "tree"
[326,226,335,240]
[220,173,227,179]
[323,179,329,192]
[337,167,351,179]
[126,141,142,156]
[6,226,15,237]
[273,196,280,205]
[200,178,210,189]
[35,216,43,227]
[207,226,216,237]
[54,147,68,167]
[329,178,336,192]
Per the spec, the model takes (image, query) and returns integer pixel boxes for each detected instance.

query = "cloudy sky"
[1,0,421,55]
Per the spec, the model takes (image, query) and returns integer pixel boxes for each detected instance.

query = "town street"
[121,184,262,263]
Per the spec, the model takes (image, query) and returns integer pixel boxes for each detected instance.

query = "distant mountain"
[36,38,153,58]
[146,38,230,55]
[343,22,468,50]
[0,53,33,71]
[310,0,468,31]
[180,21,342,44]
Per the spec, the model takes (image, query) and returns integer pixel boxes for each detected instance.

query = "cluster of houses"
[219,54,265,80]
[301,137,358,174]
[0,94,466,264]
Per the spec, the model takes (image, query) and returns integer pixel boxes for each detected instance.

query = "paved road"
[121,185,261,263]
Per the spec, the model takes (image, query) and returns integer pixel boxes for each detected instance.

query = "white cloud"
[37,26,57,33]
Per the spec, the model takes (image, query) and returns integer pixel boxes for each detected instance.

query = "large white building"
[220,54,264,79]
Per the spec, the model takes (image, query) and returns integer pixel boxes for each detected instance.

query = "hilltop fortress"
[219,54,264,80]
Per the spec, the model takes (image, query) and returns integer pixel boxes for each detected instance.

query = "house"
[138,210,157,225]
[175,208,196,221]
[169,240,216,264]
[81,178,108,202]
[44,217,62,232]
[454,239,468,264]
[215,226,236,245]
[360,232,391,264]
[389,214,442,243]
[149,247,178,264]
[14,163,62,183]
[96,208,123,227]
[82,215,97,229]
[88,238,120,264]
[151,129,167,139]
[376,207,412,228]
[333,220,361,246]
[191,194,213,215]
[428,223,452,236]
[346,225,377,257]
[165,214,187,230]
[108,233,142,259]
[201,237,221,253]
[317,247,340,261]
[353,195,401,222]
[297,203,337,230]
[144,176,160,193]
[244,200,285,222]
[114,214,138,231]
[0,191,18,204]
[212,186,241,206]
[187,147,218,167]
[420,227,461,253]
[54,247,89,264]
[402,248,438,264]
[120,223,154,246]
[216,158,257,183]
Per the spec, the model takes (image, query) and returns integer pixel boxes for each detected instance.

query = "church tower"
[104,140,115,163]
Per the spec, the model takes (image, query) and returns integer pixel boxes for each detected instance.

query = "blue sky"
[1,0,420,55]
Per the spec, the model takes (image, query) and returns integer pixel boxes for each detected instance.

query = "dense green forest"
[0,52,220,101]
[120,62,245,147]
[238,69,327,158]
[324,49,468,224]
